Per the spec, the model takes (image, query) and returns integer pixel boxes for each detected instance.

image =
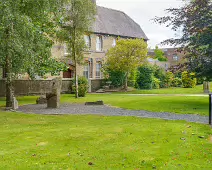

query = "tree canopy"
[0,0,70,106]
[154,0,212,80]
[104,39,148,90]
[58,0,96,98]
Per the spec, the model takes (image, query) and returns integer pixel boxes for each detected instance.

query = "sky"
[96,0,183,49]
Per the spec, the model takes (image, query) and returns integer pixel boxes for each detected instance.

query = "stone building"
[148,48,185,69]
[52,1,148,81]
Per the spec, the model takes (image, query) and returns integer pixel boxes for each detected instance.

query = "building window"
[173,55,179,61]
[96,36,103,51]
[112,38,116,47]
[64,44,70,56]
[83,64,89,79]
[84,35,91,49]
[96,62,102,78]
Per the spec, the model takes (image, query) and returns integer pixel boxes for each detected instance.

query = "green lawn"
[0,94,209,116]
[61,94,209,116]
[118,84,212,94]
[0,111,211,169]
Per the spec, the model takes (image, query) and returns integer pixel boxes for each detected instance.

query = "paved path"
[18,104,209,124]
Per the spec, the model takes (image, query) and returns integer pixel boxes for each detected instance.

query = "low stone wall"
[91,79,105,92]
[0,79,73,97]
[0,78,104,96]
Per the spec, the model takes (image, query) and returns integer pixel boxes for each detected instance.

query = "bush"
[128,69,138,87]
[182,71,197,88]
[171,77,182,87]
[72,76,89,97]
[165,71,174,88]
[136,65,154,89]
[152,77,160,89]
[104,69,125,88]
[153,65,167,88]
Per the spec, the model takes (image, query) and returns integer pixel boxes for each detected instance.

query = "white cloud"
[96,0,183,48]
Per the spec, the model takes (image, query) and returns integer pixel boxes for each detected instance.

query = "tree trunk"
[124,72,128,91]
[5,54,13,108]
[72,27,78,98]
[74,60,79,98]
[203,81,210,93]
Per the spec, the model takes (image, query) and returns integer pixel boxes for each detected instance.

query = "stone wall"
[91,79,105,92]
[0,79,104,96]
[0,79,73,97]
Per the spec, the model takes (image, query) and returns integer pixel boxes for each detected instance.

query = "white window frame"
[64,44,70,56]
[96,62,102,79]
[96,36,103,51]
[84,35,91,49]
[83,64,89,79]
[173,55,179,61]
[112,38,116,47]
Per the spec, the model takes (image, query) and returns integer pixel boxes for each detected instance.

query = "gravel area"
[17,104,209,124]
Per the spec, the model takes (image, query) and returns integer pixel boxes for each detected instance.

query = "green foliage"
[72,76,89,97]
[128,69,138,88]
[28,58,68,79]
[104,70,125,88]
[104,39,148,89]
[152,77,160,89]
[155,0,212,79]
[171,77,182,87]
[154,46,167,61]
[0,0,70,75]
[182,71,197,88]
[153,65,167,88]
[136,65,154,89]
[165,72,174,88]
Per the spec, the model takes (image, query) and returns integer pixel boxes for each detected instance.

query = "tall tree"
[154,0,212,80]
[58,0,96,98]
[104,39,148,91]
[0,0,70,107]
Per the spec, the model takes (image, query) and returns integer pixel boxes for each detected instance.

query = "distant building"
[148,48,185,69]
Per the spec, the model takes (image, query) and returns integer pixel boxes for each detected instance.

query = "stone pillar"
[12,97,18,110]
[203,81,210,94]
[46,77,62,108]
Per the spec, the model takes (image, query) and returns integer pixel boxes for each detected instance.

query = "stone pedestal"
[12,97,19,110]
[203,81,210,93]
[46,77,62,108]
[36,96,47,104]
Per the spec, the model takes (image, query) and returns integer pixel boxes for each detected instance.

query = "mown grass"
[118,83,212,94]
[0,94,209,116]
[61,94,209,116]
[0,111,211,169]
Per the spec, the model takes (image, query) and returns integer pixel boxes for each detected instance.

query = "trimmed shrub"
[152,77,160,89]
[171,77,182,87]
[165,71,174,88]
[182,71,197,88]
[104,70,125,88]
[72,76,89,97]
[153,65,167,88]
[136,65,154,89]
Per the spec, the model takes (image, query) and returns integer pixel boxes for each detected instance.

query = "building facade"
[148,48,185,69]
[52,5,148,80]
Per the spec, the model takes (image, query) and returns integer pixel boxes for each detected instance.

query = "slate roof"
[92,6,148,40]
